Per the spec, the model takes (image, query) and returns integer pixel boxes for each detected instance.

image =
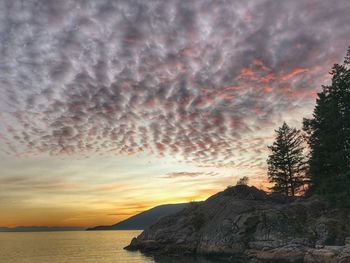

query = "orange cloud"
[281,68,309,81]
[239,68,258,81]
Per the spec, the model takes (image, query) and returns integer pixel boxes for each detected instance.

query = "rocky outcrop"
[125,185,350,263]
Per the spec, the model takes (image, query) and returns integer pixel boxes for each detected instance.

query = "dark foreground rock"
[125,185,350,263]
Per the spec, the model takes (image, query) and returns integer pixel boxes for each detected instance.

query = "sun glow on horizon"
[1,0,350,227]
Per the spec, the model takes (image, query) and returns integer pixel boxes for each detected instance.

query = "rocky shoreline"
[125,185,350,263]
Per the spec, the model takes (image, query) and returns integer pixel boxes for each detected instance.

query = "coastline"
[125,185,350,263]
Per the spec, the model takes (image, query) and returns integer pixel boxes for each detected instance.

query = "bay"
[0,230,230,263]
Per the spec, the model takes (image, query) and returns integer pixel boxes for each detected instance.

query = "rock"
[125,185,350,263]
[124,237,139,251]
[345,237,350,246]
[315,244,325,249]
[249,246,306,263]
[304,249,336,263]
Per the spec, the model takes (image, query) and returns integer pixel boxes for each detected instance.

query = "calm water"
[0,230,228,263]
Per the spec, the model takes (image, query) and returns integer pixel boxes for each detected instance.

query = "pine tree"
[267,122,308,196]
[303,47,350,203]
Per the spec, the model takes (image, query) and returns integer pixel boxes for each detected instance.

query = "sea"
[0,230,230,263]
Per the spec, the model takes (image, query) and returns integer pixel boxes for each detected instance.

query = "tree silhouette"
[267,122,308,196]
[303,47,350,203]
[236,176,249,186]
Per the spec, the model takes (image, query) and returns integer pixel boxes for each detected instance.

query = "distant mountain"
[87,203,189,231]
[0,226,85,232]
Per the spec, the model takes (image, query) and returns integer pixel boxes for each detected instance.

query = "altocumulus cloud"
[0,0,349,166]
[162,172,218,179]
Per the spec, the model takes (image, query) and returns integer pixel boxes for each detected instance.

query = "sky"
[0,0,350,227]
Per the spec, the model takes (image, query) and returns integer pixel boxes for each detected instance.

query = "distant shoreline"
[0,226,86,232]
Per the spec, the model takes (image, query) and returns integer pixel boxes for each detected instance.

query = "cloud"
[0,175,79,192]
[0,0,349,168]
[93,183,130,192]
[162,171,218,179]
[107,213,133,216]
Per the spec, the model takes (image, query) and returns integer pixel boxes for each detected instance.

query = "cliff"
[125,185,350,263]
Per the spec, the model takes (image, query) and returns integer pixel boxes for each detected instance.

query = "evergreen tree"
[303,47,350,203]
[236,176,249,186]
[267,122,308,196]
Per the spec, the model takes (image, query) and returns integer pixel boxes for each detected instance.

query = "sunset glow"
[0,0,349,227]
